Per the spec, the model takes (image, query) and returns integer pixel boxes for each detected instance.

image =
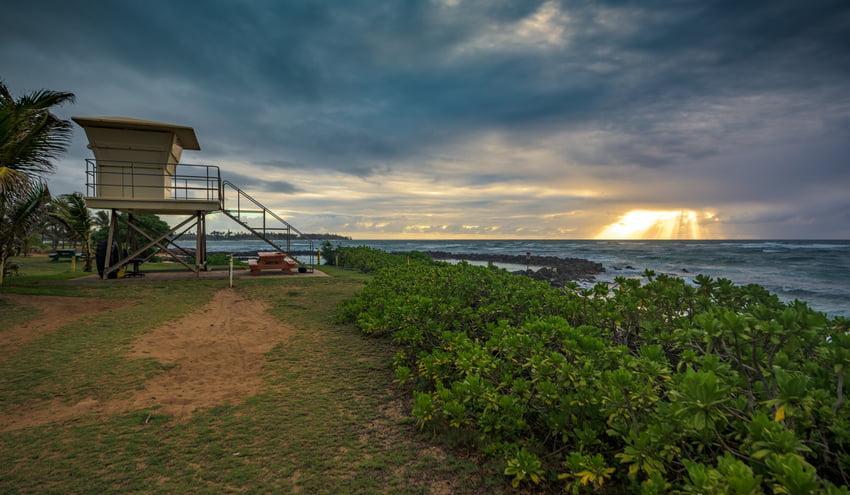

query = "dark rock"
[208,249,317,259]
[424,250,604,287]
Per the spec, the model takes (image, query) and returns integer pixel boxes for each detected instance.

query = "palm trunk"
[0,199,5,285]
[83,237,93,272]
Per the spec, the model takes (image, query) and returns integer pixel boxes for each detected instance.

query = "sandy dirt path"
[1,289,291,431]
[0,294,124,358]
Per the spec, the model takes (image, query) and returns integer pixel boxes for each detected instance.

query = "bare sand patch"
[1,289,291,430]
[72,268,329,283]
[0,294,123,358]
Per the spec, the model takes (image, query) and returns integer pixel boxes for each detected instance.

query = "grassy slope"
[0,258,502,494]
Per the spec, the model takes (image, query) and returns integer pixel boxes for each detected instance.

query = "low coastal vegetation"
[336,247,850,493]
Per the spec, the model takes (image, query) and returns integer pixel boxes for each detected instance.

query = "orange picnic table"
[248,252,298,274]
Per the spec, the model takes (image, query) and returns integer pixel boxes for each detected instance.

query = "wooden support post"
[126,220,199,274]
[203,213,207,269]
[127,212,137,255]
[195,212,206,275]
[201,214,207,270]
[138,221,197,265]
[102,209,117,280]
[201,213,206,270]
[103,215,197,277]
[195,212,201,275]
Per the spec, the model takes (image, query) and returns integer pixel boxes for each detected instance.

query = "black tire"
[95,241,121,279]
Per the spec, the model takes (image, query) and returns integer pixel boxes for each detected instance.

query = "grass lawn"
[5,255,91,280]
[1,256,98,297]
[0,298,39,333]
[0,257,504,494]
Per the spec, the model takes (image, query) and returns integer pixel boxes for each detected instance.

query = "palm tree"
[94,210,110,230]
[0,81,74,194]
[38,215,71,250]
[0,81,74,283]
[50,193,94,272]
[0,182,51,284]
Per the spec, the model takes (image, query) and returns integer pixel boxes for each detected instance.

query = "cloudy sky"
[3,0,850,239]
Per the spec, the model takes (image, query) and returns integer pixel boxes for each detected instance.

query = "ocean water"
[187,239,850,317]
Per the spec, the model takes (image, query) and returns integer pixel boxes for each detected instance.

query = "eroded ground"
[0,261,500,494]
[1,289,291,430]
[0,294,123,358]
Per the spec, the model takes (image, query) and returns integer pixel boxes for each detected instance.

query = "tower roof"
[71,116,200,150]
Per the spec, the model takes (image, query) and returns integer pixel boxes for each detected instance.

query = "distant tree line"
[180,231,350,241]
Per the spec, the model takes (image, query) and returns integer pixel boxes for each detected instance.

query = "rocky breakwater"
[423,250,604,287]
[209,249,318,260]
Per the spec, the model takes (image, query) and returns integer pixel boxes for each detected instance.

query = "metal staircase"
[219,180,314,268]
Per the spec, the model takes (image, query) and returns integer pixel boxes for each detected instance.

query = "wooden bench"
[249,252,298,275]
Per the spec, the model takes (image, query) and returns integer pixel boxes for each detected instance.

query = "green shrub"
[339,248,850,493]
[205,252,245,266]
[320,241,339,265]
[334,246,432,272]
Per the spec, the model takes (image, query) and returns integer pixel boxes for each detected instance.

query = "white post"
[229,254,234,288]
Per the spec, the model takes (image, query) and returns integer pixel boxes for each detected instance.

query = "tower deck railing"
[84,159,315,268]
[84,159,221,202]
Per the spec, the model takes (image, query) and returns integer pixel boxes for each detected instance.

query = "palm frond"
[50,192,95,271]
[0,81,13,103]
[0,181,51,259]
[51,192,94,239]
[0,166,30,197]
[12,89,76,111]
[94,209,111,229]
[0,80,75,184]
[1,112,73,176]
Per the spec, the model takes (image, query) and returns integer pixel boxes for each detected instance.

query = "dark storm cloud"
[4,0,847,165]
[2,0,850,237]
[222,172,302,194]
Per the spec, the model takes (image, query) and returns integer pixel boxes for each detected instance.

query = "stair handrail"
[219,180,316,270]
[220,180,305,236]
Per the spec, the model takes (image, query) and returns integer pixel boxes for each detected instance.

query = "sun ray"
[595,209,704,239]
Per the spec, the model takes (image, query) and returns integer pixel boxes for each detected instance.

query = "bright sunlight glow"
[595,209,703,239]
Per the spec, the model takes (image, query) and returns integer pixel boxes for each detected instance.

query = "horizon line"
[320,238,850,242]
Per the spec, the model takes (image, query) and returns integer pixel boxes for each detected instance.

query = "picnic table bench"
[124,257,147,278]
[49,249,80,262]
[248,252,298,275]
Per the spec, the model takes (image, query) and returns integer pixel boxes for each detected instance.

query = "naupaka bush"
[338,248,850,493]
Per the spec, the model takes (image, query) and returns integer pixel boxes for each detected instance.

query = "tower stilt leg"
[102,209,117,280]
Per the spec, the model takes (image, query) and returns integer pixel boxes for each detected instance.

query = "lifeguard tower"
[74,116,312,279]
